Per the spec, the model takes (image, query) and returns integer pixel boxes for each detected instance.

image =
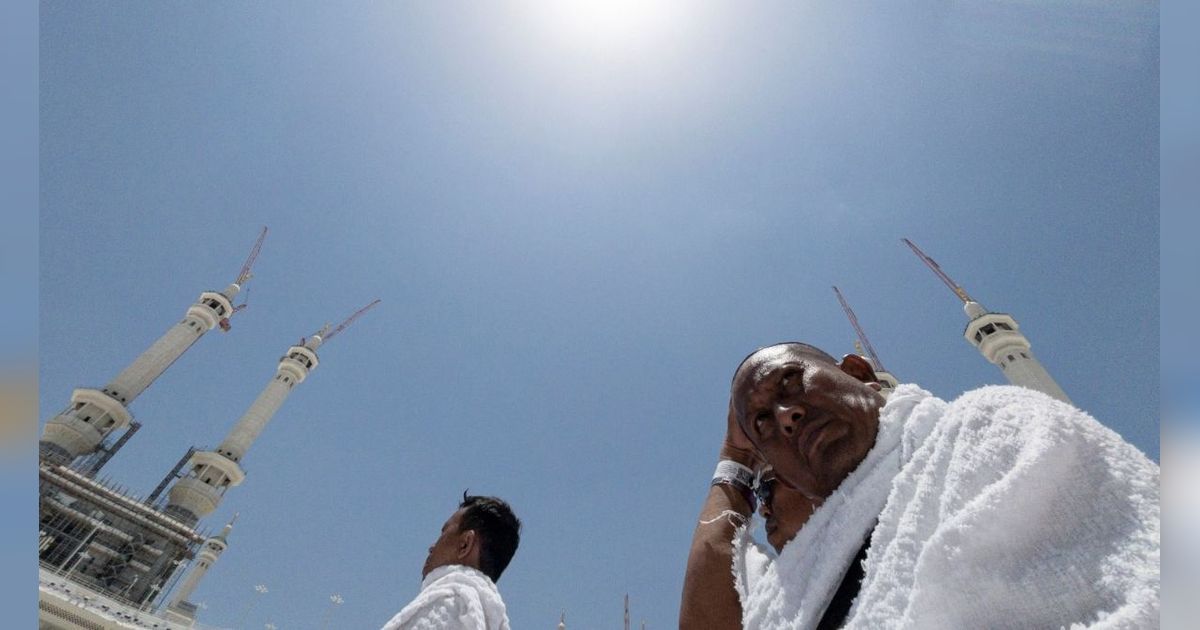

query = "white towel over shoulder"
[736,384,1160,629]
[380,565,511,630]
[734,384,943,629]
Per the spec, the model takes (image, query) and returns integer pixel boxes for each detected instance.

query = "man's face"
[757,472,812,553]
[733,345,884,500]
[421,508,467,579]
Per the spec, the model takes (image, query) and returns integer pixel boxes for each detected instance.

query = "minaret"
[903,239,1072,404]
[832,286,900,397]
[164,300,379,525]
[163,514,237,624]
[40,228,268,466]
[558,611,566,630]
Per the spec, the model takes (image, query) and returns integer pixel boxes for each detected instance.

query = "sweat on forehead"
[732,342,837,385]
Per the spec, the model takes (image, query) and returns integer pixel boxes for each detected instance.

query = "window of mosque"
[981,323,996,335]
[974,331,983,342]
[1008,355,1015,362]
[997,322,1013,330]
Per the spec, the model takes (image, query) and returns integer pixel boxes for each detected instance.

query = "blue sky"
[39,2,1158,628]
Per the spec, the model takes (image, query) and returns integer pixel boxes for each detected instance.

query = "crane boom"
[902,238,972,303]
[321,299,381,343]
[832,286,887,374]
[236,226,268,286]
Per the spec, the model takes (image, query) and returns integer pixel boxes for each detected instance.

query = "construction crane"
[316,299,382,345]
[902,237,973,304]
[236,226,268,286]
[219,227,268,332]
[832,286,889,375]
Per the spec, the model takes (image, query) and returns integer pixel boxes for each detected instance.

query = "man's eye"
[754,412,770,432]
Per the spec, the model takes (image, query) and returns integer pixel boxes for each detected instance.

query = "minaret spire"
[832,286,900,396]
[902,237,972,303]
[39,227,269,467]
[902,238,1072,404]
[163,513,238,625]
[164,300,380,525]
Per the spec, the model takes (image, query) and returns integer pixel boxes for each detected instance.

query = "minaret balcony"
[184,304,220,330]
[42,415,104,460]
[964,313,1031,360]
[167,478,224,520]
[187,450,246,487]
[197,291,234,318]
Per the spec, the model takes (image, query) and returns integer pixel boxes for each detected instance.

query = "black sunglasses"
[754,471,776,507]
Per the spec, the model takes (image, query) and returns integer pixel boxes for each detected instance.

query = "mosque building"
[37,228,378,629]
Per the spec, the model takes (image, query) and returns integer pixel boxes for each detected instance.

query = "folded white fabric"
[735,384,1160,629]
[734,384,942,629]
[380,564,511,630]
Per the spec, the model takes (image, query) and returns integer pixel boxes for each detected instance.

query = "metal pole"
[57,511,102,570]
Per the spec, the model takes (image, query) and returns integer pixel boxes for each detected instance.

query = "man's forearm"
[680,458,755,630]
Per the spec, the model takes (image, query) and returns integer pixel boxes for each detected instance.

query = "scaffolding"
[39,463,206,610]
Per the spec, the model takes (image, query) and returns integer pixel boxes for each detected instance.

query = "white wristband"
[712,460,755,489]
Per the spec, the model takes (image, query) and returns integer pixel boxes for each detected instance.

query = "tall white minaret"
[163,513,237,624]
[832,286,900,398]
[40,228,268,466]
[903,239,1072,404]
[165,300,379,525]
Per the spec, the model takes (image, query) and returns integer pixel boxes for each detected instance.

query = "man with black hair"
[381,493,521,630]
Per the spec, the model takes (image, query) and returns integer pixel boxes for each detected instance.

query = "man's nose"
[775,404,806,436]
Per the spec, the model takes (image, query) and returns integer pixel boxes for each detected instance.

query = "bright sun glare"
[537,0,682,59]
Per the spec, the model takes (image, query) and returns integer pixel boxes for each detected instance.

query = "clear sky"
[39,2,1158,628]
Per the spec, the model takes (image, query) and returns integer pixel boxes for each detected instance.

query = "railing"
[39,563,229,630]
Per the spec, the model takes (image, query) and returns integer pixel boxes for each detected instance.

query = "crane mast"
[319,299,382,344]
[219,226,268,332]
[832,286,888,374]
[902,237,972,303]
[236,226,268,286]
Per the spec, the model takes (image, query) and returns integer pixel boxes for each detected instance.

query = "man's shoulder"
[944,385,1090,437]
[383,566,509,630]
[929,384,1155,474]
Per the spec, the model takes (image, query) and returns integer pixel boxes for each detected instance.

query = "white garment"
[734,384,1160,629]
[380,565,511,630]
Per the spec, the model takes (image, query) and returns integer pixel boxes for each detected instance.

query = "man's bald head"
[733,342,837,384]
[730,341,884,500]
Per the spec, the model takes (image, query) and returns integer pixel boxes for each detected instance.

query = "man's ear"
[838,354,880,388]
[456,529,476,561]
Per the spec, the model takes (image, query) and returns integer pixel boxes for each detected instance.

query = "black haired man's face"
[422,508,467,579]
[733,346,884,501]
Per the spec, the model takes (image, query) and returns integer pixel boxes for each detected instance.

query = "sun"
[535,0,683,60]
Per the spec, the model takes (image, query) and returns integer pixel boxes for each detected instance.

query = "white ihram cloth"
[380,565,511,630]
[734,384,1160,629]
